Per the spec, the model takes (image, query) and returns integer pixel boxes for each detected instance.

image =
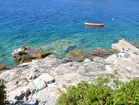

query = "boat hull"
[84,23,104,26]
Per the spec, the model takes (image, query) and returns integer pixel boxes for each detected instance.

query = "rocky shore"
[1,41,139,105]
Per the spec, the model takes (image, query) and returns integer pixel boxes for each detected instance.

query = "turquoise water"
[0,0,139,66]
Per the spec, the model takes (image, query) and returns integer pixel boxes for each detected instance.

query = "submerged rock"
[64,45,77,53]
[41,37,83,57]
[12,46,52,64]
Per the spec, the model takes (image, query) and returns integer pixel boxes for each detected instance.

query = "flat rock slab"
[112,39,139,53]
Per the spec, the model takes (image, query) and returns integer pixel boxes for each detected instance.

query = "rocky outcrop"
[0,64,6,70]
[1,40,139,105]
[0,54,105,105]
[1,51,139,105]
[92,48,117,57]
[11,46,52,64]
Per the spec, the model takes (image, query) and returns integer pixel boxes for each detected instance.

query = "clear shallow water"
[0,0,139,66]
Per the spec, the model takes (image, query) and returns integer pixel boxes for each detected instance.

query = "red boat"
[84,23,104,26]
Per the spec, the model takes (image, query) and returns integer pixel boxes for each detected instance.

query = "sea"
[0,0,139,66]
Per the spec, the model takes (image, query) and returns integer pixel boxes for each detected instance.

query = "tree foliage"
[0,79,9,105]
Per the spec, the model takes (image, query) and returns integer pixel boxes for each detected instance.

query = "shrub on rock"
[56,81,113,105]
[113,78,139,104]
[56,77,139,105]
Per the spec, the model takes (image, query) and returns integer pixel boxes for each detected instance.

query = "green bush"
[56,80,113,105]
[0,79,9,105]
[56,77,139,105]
[113,79,139,105]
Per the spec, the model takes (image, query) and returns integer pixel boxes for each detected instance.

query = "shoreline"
[1,46,117,70]
[1,40,139,104]
[1,39,139,69]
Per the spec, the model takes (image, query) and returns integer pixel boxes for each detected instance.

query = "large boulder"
[92,48,117,58]
[12,46,52,64]
[0,64,6,70]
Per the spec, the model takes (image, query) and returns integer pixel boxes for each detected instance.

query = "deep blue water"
[0,0,139,66]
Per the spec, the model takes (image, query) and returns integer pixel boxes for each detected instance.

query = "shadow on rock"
[11,100,39,105]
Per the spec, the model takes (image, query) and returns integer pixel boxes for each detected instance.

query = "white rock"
[26,71,38,81]
[7,87,28,103]
[105,65,113,73]
[2,50,139,105]
[28,73,54,92]
[117,53,130,58]
[0,70,17,82]
[83,59,92,63]
[105,54,118,64]
[93,56,105,63]
[31,86,61,105]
